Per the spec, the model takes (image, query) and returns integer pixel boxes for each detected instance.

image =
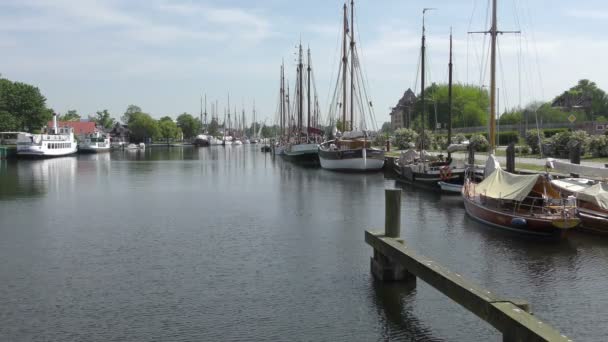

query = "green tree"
[158,117,179,143]
[129,112,159,142]
[525,129,543,154]
[380,121,392,134]
[208,117,219,136]
[335,119,351,133]
[94,109,116,129]
[122,104,142,124]
[176,113,201,139]
[59,110,81,121]
[393,128,418,150]
[0,110,20,131]
[0,77,51,131]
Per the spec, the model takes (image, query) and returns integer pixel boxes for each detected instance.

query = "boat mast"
[350,0,355,131]
[204,94,207,133]
[489,0,497,153]
[200,95,203,133]
[420,9,432,153]
[280,62,285,138]
[227,93,231,136]
[307,46,311,139]
[253,100,256,139]
[341,3,348,133]
[298,43,303,140]
[448,28,453,158]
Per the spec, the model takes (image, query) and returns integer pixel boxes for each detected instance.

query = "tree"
[129,112,159,142]
[158,117,179,143]
[393,128,418,150]
[335,119,351,133]
[94,109,116,129]
[122,104,142,124]
[59,110,81,121]
[0,77,51,131]
[0,110,20,131]
[380,121,392,134]
[208,117,219,136]
[176,113,201,139]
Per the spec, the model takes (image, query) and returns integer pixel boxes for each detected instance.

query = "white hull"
[319,155,384,171]
[438,181,463,193]
[18,145,77,157]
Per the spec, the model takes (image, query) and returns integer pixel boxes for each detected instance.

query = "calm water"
[1,146,606,341]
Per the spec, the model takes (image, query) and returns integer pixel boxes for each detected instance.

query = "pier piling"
[365,190,571,341]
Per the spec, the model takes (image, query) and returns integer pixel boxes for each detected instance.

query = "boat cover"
[484,154,501,178]
[476,168,539,202]
[546,158,608,180]
[577,182,608,210]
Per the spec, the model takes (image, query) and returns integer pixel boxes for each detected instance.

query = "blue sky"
[1,0,607,127]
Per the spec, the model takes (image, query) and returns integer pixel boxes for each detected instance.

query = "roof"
[390,88,417,115]
[48,121,97,135]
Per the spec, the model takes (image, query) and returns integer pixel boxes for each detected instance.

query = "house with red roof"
[46,121,97,135]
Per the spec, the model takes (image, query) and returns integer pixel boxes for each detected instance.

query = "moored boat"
[550,178,608,234]
[462,168,580,238]
[78,131,111,153]
[17,113,77,158]
[318,134,384,171]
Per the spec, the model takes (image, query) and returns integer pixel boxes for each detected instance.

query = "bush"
[514,145,530,154]
[543,128,568,138]
[497,131,520,145]
[435,135,448,150]
[525,129,543,154]
[373,134,387,148]
[393,128,418,150]
[470,134,489,152]
[589,135,608,157]
[416,129,434,151]
[546,130,590,158]
[452,133,467,144]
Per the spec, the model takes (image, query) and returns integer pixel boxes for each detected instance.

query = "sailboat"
[282,44,321,165]
[194,94,210,147]
[461,0,579,238]
[318,0,385,171]
[394,16,466,190]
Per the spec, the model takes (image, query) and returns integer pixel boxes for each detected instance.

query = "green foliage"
[0,110,20,131]
[452,133,467,144]
[596,116,607,123]
[0,77,51,131]
[589,134,608,157]
[158,118,180,142]
[59,110,81,122]
[122,104,142,124]
[434,135,448,150]
[470,134,489,152]
[498,109,522,125]
[129,112,159,142]
[416,129,434,150]
[496,131,520,145]
[380,121,392,134]
[553,79,608,117]
[393,128,418,150]
[176,113,201,139]
[546,130,590,158]
[542,128,568,138]
[336,119,351,133]
[525,129,543,154]
[94,109,115,129]
[412,83,489,129]
[208,118,219,137]
[373,133,387,148]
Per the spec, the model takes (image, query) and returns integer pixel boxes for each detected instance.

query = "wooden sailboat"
[395,15,466,189]
[318,0,385,171]
[282,44,321,165]
[461,0,580,238]
[194,94,210,147]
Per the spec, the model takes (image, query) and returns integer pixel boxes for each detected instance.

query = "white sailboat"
[318,1,384,171]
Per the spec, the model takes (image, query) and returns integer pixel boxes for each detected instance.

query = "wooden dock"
[366,189,572,342]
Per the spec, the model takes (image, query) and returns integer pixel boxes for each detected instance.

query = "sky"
[1,0,607,128]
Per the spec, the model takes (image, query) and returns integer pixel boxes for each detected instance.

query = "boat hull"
[318,148,384,171]
[395,164,464,189]
[282,144,319,165]
[462,193,578,238]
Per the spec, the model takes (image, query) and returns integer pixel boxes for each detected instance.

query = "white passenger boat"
[17,113,77,157]
[78,131,111,153]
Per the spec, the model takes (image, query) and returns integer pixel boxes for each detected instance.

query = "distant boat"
[318,1,384,171]
[17,113,77,157]
[78,131,111,153]
[194,134,210,147]
[125,143,145,150]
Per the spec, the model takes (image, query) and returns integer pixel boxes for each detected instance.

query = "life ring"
[440,165,452,181]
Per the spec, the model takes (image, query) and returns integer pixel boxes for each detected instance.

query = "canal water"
[0,146,606,341]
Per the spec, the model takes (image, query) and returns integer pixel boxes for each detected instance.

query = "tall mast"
[298,43,303,138]
[280,62,285,138]
[307,46,311,138]
[204,94,207,132]
[341,3,348,132]
[200,95,203,133]
[253,100,256,139]
[489,0,497,152]
[420,10,427,152]
[350,0,355,131]
[286,83,291,135]
[448,28,453,158]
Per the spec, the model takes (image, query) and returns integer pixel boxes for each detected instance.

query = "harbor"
[2,0,608,340]
[0,146,607,341]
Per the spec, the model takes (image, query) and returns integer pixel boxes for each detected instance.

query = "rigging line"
[324,18,343,121]
[413,48,422,93]
[353,7,376,122]
[496,39,511,116]
[466,0,479,84]
[356,53,378,131]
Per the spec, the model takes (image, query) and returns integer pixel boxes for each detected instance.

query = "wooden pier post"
[506,143,515,173]
[370,189,415,283]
